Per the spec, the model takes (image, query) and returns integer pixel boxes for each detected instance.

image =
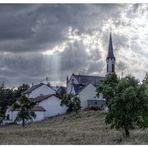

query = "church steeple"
[106,33,116,75]
[107,33,115,60]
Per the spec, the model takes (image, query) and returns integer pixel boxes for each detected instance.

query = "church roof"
[106,33,115,60]
[72,74,105,87]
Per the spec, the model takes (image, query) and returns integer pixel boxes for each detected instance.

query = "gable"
[28,84,56,98]
[78,83,97,100]
[68,74,79,85]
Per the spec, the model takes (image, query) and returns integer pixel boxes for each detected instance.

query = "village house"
[23,83,56,98]
[4,94,67,124]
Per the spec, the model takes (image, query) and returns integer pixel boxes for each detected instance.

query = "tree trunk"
[124,127,130,137]
[22,118,25,127]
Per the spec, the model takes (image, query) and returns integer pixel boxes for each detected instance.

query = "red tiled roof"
[32,94,58,103]
[32,106,46,112]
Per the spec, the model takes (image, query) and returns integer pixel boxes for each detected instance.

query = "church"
[66,33,116,110]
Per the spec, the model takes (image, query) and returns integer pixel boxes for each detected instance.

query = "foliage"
[13,95,36,127]
[61,93,81,114]
[96,73,119,105]
[0,86,16,116]
[105,75,148,137]
[13,83,29,98]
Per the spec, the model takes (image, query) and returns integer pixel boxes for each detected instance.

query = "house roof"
[23,83,44,94]
[72,74,104,87]
[32,94,58,103]
[23,83,55,95]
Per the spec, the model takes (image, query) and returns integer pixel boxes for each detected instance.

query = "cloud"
[0,4,147,87]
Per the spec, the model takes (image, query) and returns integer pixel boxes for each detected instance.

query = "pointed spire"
[106,33,115,60]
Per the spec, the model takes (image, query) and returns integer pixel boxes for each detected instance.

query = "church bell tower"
[106,33,115,75]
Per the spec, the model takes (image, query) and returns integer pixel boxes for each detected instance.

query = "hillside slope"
[0,110,148,144]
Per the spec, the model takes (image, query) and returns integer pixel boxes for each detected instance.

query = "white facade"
[67,75,78,94]
[3,95,67,124]
[38,96,67,118]
[3,108,45,124]
[27,84,55,98]
[78,83,98,109]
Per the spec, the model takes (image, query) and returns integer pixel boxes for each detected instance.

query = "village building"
[3,94,67,124]
[23,83,56,98]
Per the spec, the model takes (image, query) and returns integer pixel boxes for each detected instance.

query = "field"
[0,110,148,145]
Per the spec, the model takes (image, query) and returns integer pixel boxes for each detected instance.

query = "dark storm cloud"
[0,4,123,53]
[0,4,147,87]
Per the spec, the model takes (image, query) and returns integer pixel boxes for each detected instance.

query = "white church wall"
[78,83,97,109]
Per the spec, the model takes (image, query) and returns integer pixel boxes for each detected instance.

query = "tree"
[61,93,81,114]
[13,84,29,98]
[105,75,148,137]
[13,95,36,127]
[96,73,119,105]
[143,72,148,85]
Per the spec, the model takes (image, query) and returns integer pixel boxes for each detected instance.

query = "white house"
[3,105,46,125]
[32,94,67,118]
[3,94,67,125]
[23,83,56,98]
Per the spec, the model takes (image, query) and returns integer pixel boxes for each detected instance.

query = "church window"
[112,64,114,72]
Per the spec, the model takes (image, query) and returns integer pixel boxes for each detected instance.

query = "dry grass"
[0,110,148,144]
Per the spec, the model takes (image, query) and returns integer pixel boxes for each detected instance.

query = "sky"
[0,4,147,88]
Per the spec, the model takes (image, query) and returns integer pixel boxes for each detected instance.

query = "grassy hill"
[0,110,148,144]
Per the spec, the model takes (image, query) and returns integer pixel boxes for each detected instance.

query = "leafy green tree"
[96,73,119,105]
[106,76,148,137]
[61,93,81,113]
[13,95,36,127]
